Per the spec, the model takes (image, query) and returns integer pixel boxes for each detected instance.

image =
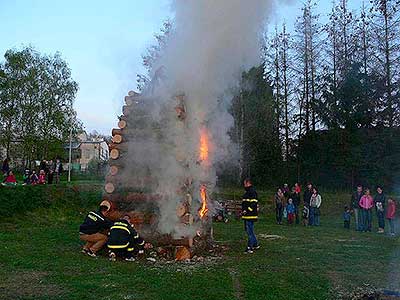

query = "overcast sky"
[0,0,362,135]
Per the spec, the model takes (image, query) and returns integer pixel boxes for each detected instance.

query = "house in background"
[66,132,109,171]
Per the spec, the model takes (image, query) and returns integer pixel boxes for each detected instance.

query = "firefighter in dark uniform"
[79,204,113,257]
[242,178,259,254]
[107,214,145,261]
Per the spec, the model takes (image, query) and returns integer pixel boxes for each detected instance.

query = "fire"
[199,185,208,219]
[199,128,209,162]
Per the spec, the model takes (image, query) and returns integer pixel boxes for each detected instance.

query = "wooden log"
[125,96,135,106]
[108,143,129,151]
[112,134,123,144]
[176,203,187,217]
[110,149,120,160]
[104,182,115,194]
[109,165,119,176]
[112,128,122,136]
[107,159,125,167]
[118,120,127,129]
[180,213,194,225]
[122,105,130,116]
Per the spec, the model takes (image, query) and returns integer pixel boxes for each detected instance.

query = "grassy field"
[0,185,399,300]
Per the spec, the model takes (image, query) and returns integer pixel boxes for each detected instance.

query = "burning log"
[175,246,191,261]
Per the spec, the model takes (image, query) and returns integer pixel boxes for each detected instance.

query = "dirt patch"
[0,270,63,299]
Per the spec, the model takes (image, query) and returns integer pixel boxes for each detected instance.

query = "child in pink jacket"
[386,198,396,236]
[359,189,374,232]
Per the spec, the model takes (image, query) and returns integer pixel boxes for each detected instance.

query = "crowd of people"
[1,158,64,186]
[241,180,397,254]
[348,184,396,236]
[274,182,322,227]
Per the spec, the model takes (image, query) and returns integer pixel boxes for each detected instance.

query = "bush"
[0,184,102,218]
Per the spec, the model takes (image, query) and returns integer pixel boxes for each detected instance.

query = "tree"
[231,66,282,185]
[137,20,172,92]
[0,47,80,165]
[370,0,400,127]
[294,0,322,134]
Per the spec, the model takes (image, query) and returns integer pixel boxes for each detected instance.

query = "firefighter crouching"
[79,203,113,257]
[107,214,146,262]
[242,178,260,254]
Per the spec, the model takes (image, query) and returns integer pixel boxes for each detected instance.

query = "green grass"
[0,186,399,300]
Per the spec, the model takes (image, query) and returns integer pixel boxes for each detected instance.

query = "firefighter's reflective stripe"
[138,240,145,246]
[113,222,128,227]
[127,248,134,252]
[248,207,253,211]
[133,234,139,239]
[108,242,130,249]
[242,199,258,203]
[110,226,131,233]
[242,216,258,220]
[89,211,104,221]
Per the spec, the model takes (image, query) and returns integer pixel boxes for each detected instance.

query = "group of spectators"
[1,158,64,186]
[274,182,322,226]
[345,185,396,236]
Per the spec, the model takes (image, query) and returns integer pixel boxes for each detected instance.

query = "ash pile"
[102,91,214,261]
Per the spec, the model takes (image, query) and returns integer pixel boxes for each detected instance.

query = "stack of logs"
[102,91,196,260]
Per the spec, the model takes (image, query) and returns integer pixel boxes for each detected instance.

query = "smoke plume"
[122,0,277,238]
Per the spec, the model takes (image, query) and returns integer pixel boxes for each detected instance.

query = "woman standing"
[310,187,322,226]
[359,189,374,232]
[275,188,285,225]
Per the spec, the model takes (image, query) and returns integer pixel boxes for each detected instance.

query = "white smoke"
[122,0,278,238]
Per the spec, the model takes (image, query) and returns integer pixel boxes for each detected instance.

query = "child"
[22,170,31,185]
[2,171,17,186]
[376,202,385,234]
[386,198,396,236]
[302,205,309,226]
[286,198,295,224]
[38,169,46,184]
[107,214,145,261]
[30,170,39,185]
[343,206,351,229]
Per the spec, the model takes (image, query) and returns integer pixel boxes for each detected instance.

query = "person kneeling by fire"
[79,202,113,257]
[107,214,146,262]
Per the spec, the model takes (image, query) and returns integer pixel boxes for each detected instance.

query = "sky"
[0,0,362,135]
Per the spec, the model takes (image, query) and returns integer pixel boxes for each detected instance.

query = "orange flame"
[199,128,209,162]
[199,185,208,219]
